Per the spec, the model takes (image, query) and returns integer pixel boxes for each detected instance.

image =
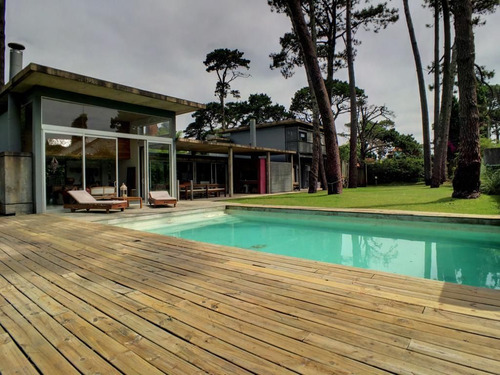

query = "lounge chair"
[64,190,127,213]
[148,191,177,207]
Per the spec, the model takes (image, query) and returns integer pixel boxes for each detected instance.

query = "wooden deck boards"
[0,214,499,374]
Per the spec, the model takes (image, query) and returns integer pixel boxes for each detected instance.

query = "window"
[299,131,308,142]
[42,98,174,137]
[148,142,171,191]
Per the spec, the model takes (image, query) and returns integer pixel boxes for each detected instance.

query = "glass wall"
[42,98,176,209]
[45,133,83,206]
[85,137,117,187]
[42,98,175,137]
[148,142,171,191]
[45,134,121,207]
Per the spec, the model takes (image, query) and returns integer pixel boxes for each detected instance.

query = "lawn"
[229,183,500,216]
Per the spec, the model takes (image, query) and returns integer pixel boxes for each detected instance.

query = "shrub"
[480,137,500,154]
[480,166,500,195]
[367,158,424,184]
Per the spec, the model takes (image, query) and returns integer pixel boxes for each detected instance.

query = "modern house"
[224,119,325,189]
[0,44,204,214]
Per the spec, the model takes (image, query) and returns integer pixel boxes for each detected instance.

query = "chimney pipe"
[8,42,25,80]
[249,117,257,147]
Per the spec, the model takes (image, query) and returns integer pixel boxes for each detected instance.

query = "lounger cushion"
[149,191,174,200]
[148,191,177,207]
[69,190,98,203]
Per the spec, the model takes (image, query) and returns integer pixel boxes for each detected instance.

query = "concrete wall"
[0,152,33,215]
[0,94,22,153]
[484,148,500,166]
[270,161,292,193]
[0,111,8,151]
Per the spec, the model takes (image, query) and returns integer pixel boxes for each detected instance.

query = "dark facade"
[175,138,295,196]
[224,120,324,189]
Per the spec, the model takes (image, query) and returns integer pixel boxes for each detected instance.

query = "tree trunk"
[346,0,358,188]
[402,0,432,185]
[308,0,319,194]
[319,149,327,189]
[220,94,226,131]
[431,0,452,188]
[309,105,322,193]
[452,0,481,199]
[431,0,440,187]
[325,2,338,100]
[441,45,457,183]
[286,0,343,194]
[0,0,5,87]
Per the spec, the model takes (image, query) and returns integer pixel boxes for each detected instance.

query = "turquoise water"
[117,209,500,289]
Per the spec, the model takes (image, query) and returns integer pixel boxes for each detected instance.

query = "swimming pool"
[114,207,500,289]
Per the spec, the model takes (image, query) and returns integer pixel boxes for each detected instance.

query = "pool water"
[116,209,500,289]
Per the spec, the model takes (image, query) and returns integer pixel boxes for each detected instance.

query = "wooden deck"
[0,214,499,375]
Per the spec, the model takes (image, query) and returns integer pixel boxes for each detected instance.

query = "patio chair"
[64,190,127,213]
[148,191,177,207]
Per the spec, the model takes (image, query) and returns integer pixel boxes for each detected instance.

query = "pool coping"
[224,203,500,226]
[96,202,500,226]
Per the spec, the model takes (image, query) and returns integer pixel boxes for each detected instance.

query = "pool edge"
[225,203,500,226]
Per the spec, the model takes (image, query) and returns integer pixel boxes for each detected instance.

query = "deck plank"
[0,326,39,375]
[0,214,499,375]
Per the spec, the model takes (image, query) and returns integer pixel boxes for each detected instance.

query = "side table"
[123,196,142,208]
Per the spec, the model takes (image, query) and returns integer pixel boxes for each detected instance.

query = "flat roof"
[0,63,205,115]
[176,138,295,155]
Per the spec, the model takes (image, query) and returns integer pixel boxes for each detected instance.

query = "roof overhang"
[177,138,295,155]
[0,63,205,115]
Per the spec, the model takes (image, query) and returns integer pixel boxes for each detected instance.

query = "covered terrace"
[176,138,296,197]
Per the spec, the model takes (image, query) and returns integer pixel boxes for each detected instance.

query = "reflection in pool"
[115,209,500,289]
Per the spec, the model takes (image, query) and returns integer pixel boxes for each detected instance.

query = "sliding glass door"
[85,137,117,188]
[148,142,171,192]
[44,134,173,208]
[44,133,117,207]
[45,133,83,207]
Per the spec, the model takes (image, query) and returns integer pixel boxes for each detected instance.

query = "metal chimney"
[249,117,257,147]
[8,42,25,80]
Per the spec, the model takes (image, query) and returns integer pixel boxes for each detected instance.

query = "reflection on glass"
[42,98,174,136]
[197,162,211,183]
[85,137,117,188]
[45,134,83,206]
[142,121,174,137]
[149,143,170,191]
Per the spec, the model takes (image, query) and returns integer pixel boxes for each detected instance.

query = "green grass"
[228,183,500,216]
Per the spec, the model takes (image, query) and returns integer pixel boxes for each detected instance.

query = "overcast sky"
[5,0,499,144]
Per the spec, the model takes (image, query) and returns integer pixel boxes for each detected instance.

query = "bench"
[179,182,226,200]
[90,186,118,200]
[206,183,226,197]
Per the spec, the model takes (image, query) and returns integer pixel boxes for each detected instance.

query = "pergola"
[176,138,296,196]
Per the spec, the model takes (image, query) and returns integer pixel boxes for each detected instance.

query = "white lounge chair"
[64,190,127,213]
[148,191,177,207]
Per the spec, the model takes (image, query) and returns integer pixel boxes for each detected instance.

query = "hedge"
[367,158,424,184]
